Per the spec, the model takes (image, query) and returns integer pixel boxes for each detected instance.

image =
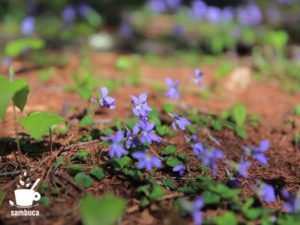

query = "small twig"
[56,173,85,192]
[49,128,53,154]
[0,170,22,177]
[62,140,99,151]
[126,192,184,214]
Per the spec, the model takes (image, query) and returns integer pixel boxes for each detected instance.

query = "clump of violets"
[107,131,128,158]
[130,93,152,118]
[132,151,161,172]
[21,16,35,36]
[192,197,205,225]
[172,162,185,175]
[168,113,191,131]
[257,183,276,203]
[191,69,204,88]
[91,87,116,110]
[244,139,270,165]
[165,78,180,100]
[281,189,300,213]
[191,139,224,176]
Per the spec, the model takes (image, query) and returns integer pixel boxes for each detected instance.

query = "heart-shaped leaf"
[0,76,30,120]
[20,112,64,140]
[75,173,94,188]
[80,194,126,225]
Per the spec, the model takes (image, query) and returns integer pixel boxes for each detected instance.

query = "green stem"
[9,66,22,170]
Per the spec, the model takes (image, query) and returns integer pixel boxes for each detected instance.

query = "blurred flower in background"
[21,16,35,36]
[62,6,76,24]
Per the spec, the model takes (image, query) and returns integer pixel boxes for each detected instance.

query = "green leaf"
[72,150,89,159]
[80,194,126,225]
[12,85,30,112]
[161,145,177,156]
[162,177,176,190]
[74,173,94,188]
[232,104,247,126]
[210,184,239,199]
[5,38,45,57]
[163,103,175,113]
[53,156,64,169]
[235,126,247,139]
[115,56,132,71]
[20,112,64,140]
[89,167,105,181]
[156,125,170,136]
[178,186,195,194]
[242,208,262,220]
[0,76,29,120]
[80,115,94,126]
[67,164,85,173]
[166,157,181,167]
[40,196,50,206]
[149,184,166,200]
[0,188,5,207]
[216,212,237,225]
[295,104,300,116]
[113,156,131,171]
[202,191,221,205]
[137,185,151,197]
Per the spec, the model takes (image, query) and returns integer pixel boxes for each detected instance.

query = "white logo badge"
[9,170,41,208]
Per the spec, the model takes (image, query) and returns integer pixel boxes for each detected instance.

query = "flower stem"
[9,66,22,170]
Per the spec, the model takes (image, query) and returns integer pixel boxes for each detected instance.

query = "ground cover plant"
[1,1,300,225]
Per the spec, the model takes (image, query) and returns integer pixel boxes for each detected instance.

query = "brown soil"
[0,51,300,225]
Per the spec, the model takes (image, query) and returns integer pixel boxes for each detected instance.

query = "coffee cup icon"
[14,189,41,207]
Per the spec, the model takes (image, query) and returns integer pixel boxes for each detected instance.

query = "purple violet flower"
[165,78,180,100]
[118,20,133,39]
[192,197,205,225]
[237,159,252,178]
[201,148,224,176]
[173,162,185,175]
[147,0,167,13]
[245,140,270,165]
[185,134,199,144]
[172,24,186,38]
[221,7,234,23]
[139,121,162,144]
[130,93,152,118]
[281,189,300,213]
[125,129,140,149]
[259,184,276,203]
[3,58,12,68]
[205,6,222,24]
[98,87,116,109]
[78,3,91,17]
[168,113,191,131]
[132,151,161,172]
[191,69,204,87]
[192,142,205,159]
[164,0,182,12]
[237,3,262,26]
[190,0,207,21]
[108,131,128,158]
[21,16,35,36]
[62,6,76,23]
